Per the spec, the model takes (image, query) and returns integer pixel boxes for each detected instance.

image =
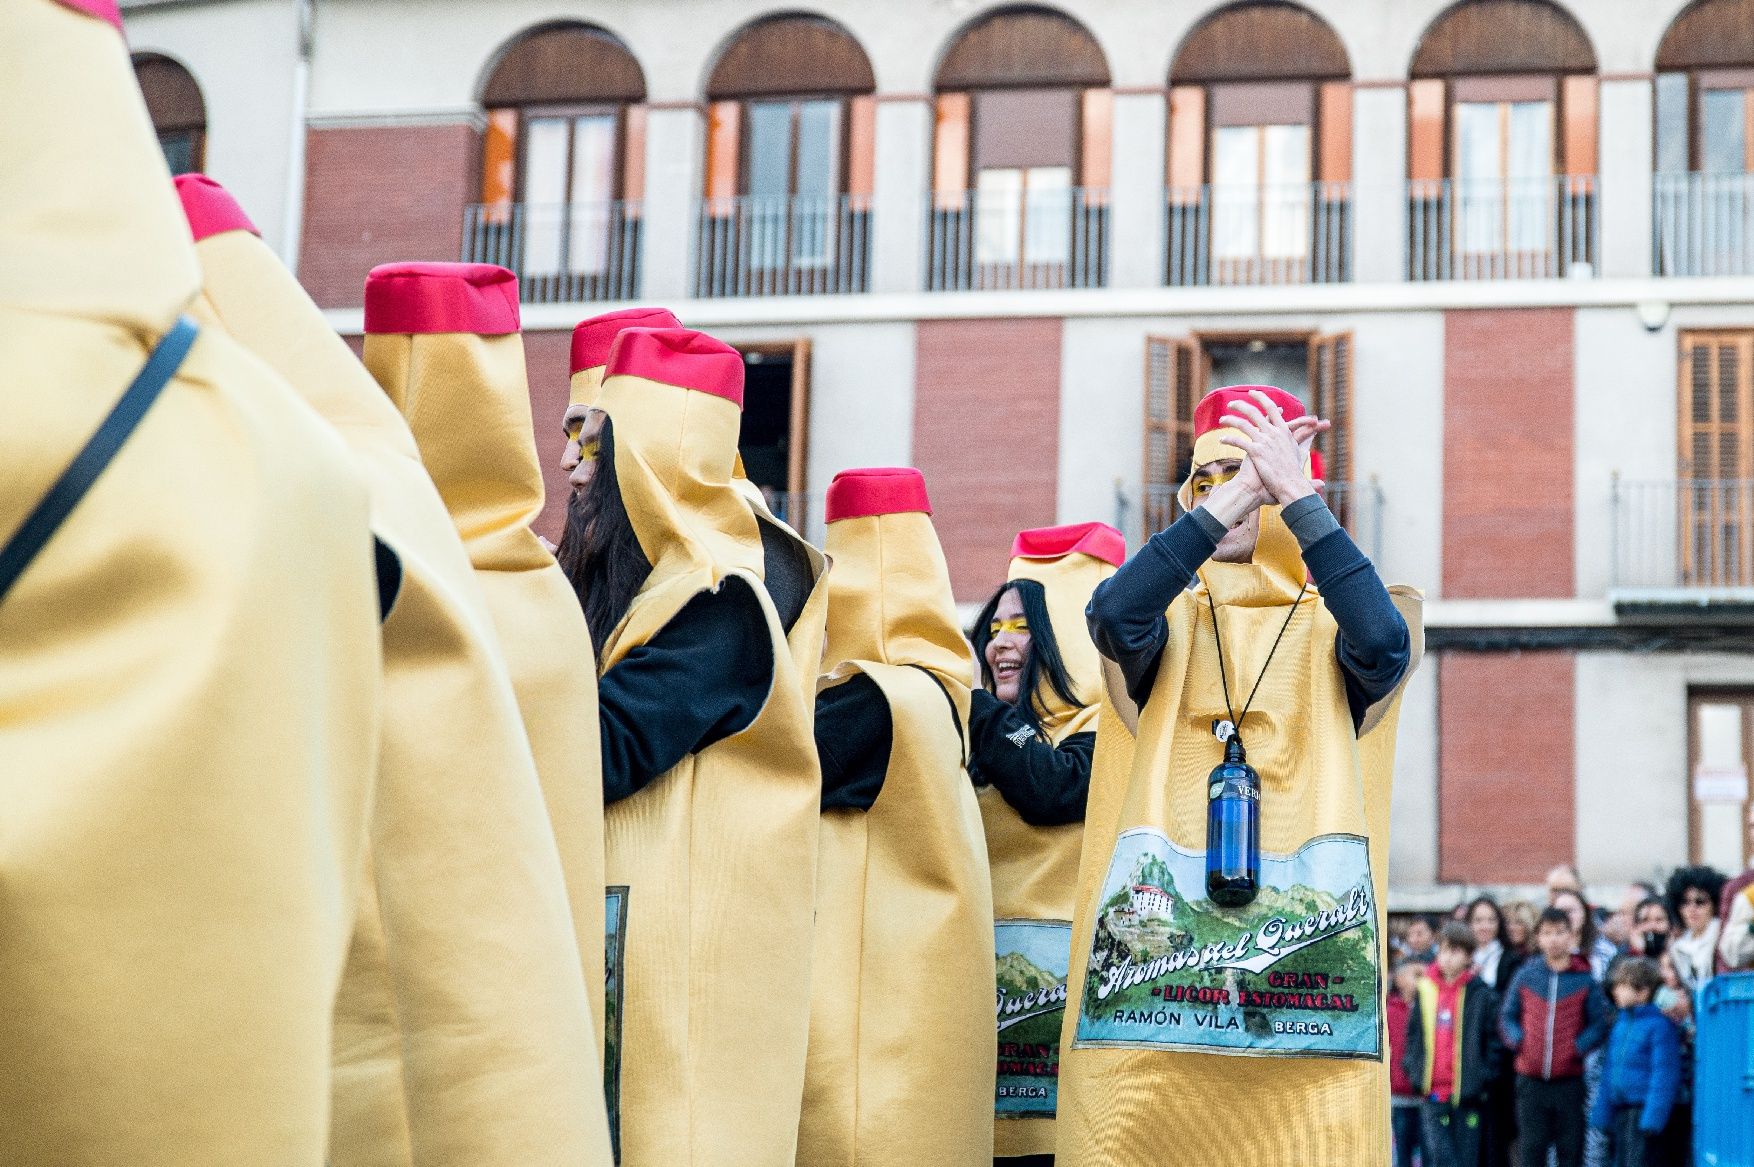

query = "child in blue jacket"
[1590,956,1682,1167]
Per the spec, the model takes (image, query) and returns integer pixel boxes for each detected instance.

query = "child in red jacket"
[1405,923,1504,1167]
[1389,959,1424,1167]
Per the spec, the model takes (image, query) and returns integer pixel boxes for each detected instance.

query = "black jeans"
[1422,1100,1485,1167]
[1608,1106,1658,1167]
[1394,1102,1423,1167]
[1516,1075,1586,1167]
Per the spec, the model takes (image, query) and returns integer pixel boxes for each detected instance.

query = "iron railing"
[1140,480,1384,563]
[926,186,1109,291]
[1406,175,1597,280]
[1165,181,1352,286]
[1612,477,1754,591]
[693,194,870,298]
[462,201,641,304]
[1654,172,1754,277]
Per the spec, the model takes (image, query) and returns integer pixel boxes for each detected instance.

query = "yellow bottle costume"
[364,262,609,1060]
[1057,387,1421,1167]
[593,327,821,1167]
[177,193,608,1166]
[978,522,1125,1158]
[0,4,381,1162]
[799,468,994,1167]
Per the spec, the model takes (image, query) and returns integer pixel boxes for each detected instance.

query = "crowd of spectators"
[1388,860,1754,1167]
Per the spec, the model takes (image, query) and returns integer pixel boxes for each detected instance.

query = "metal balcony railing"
[462,201,641,304]
[1612,477,1754,591]
[1654,172,1754,277]
[693,194,870,298]
[1165,181,1352,286]
[1140,480,1383,562]
[1406,175,1597,280]
[926,186,1109,291]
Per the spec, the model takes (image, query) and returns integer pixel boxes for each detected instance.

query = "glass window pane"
[567,114,616,273]
[745,102,791,270]
[158,131,197,176]
[1211,126,1260,259]
[1261,124,1310,258]
[1506,102,1552,250]
[1022,165,1071,264]
[974,167,1023,264]
[521,117,571,275]
[1703,89,1747,175]
[1456,103,1503,253]
[792,100,841,265]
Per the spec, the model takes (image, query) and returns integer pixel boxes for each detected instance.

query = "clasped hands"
[1201,390,1331,530]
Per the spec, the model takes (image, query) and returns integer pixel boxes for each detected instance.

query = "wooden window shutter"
[1167,85,1205,202]
[1081,87,1114,199]
[481,108,517,223]
[933,92,971,208]
[622,105,647,211]
[1408,79,1445,182]
[1561,75,1598,177]
[1309,331,1355,527]
[705,100,741,205]
[1678,331,1754,585]
[847,95,877,204]
[1143,335,1202,537]
[1318,81,1352,183]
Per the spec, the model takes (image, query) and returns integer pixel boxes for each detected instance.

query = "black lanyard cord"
[1206,574,1311,738]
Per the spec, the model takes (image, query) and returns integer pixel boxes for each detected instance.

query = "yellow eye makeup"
[578,437,601,464]
[988,617,1029,637]
[1190,469,1238,499]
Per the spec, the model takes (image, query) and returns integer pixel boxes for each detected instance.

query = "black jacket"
[1403,972,1504,1106]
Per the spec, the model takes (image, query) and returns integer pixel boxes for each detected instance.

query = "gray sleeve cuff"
[1281,493,1340,550]
[1190,505,1229,542]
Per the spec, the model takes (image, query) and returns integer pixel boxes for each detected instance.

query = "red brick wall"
[913,317,1062,600]
[299,122,477,309]
[522,329,572,544]
[1438,650,1575,883]
[1442,308,1575,598]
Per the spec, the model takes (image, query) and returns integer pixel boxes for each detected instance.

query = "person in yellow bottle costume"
[561,326,821,1167]
[565,307,828,673]
[0,3,383,1162]
[797,467,994,1166]
[174,186,610,1166]
[1059,386,1421,1167]
[966,522,1125,1165]
[362,261,610,1056]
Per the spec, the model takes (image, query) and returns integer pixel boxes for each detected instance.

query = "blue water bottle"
[1206,735,1260,907]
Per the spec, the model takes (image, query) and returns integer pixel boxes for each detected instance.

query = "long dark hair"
[969,578,1080,730]
[556,417,651,659]
[1465,894,1507,948]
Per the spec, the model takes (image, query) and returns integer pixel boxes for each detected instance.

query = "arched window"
[132,54,205,175]
[1164,1,1352,286]
[472,23,647,302]
[1406,0,1598,279]
[1654,0,1754,275]
[696,14,876,296]
[928,5,1111,289]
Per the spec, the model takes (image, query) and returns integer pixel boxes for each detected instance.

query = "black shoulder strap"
[0,315,197,607]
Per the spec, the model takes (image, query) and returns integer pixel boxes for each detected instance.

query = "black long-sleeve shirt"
[597,577,774,804]
[1086,494,1409,730]
[814,672,893,811]
[967,687,1095,826]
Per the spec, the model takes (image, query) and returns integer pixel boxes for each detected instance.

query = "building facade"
[121,0,1754,905]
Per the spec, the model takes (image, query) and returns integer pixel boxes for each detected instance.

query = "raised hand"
[1217,390,1331,506]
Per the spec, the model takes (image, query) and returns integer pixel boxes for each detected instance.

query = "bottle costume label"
[993,919,1074,1118]
[1072,828,1381,1060]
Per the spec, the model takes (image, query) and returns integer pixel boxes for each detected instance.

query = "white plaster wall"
[300,0,1704,120]
[1573,652,1754,885]
[1390,655,1440,888]
[706,321,916,504]
[1058,317,1145,536]
[125,0,301,258]
[1574,307,1677,598]
[1346,311,1445,595]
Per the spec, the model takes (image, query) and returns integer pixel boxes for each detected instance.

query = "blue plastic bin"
[1698,972,1754,1166]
